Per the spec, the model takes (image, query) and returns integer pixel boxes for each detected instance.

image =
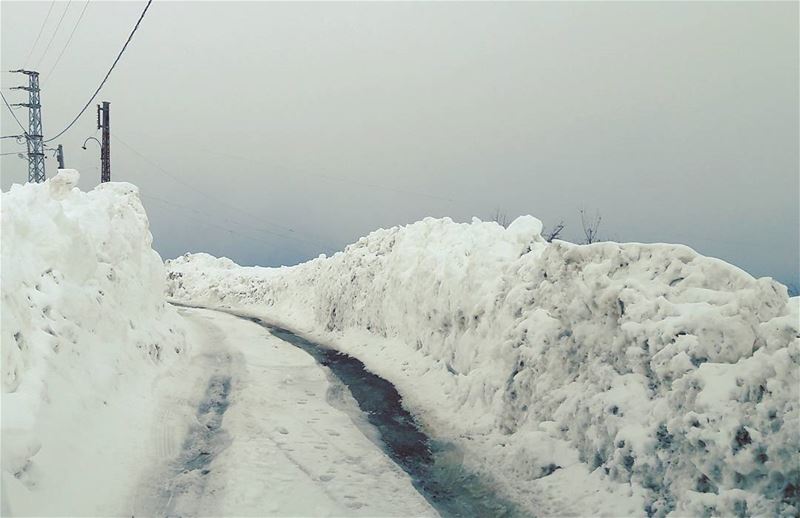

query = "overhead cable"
[44,0,153,143]
[44,0,91,82]
[22,1,56,68]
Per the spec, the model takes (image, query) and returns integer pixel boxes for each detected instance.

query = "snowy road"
[132,306,435,517]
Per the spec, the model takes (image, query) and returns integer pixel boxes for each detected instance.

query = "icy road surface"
[132,306,435,517]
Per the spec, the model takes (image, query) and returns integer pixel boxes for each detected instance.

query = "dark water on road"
[168,302,528,517]
[260,322,527,518]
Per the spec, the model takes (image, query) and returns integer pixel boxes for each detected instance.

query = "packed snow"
[1,171,189,515]
[133,306,435,517]
[167,215,800,517]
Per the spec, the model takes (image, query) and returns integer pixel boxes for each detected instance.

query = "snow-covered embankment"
[167,216,799,517]
[1,171,189,515]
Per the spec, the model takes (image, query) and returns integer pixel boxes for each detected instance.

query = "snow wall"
[167,215,799,517]
[1,171,189,515]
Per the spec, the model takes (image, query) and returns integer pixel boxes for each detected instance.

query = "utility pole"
[56,144,65,169]
[10,69,45,183]
[98,101,111,182]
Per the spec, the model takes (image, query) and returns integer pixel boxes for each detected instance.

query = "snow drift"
[1,171,188,515]
[167,216,799,517]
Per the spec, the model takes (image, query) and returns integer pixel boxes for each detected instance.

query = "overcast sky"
[2,1,798,287]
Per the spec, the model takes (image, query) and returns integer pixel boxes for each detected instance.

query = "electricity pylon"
[10,69,45,183]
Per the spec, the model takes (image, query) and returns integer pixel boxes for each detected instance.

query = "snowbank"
[1,171,188,515]
[167,216,800,517]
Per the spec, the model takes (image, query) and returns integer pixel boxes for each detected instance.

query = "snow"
[1,171,437,516]
[167,215,800,517]
[3,171,797,516]
[1,171,191,515]
[133,306,435,517]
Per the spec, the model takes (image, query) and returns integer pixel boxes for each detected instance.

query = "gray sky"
[2,1,798,288]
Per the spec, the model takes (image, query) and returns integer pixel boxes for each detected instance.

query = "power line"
[43,0,91,82]
[44,0,153,143]
[139,193,322,259]
[120,135,460,244]
[142,191,303,249]
[204,149,461,204]
[112,133,338,251]
[0,91,28,135]
[34,1,72,69]
[22,1,56,68]
[141,191,337,261]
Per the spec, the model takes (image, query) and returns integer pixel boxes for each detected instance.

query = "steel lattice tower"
[10,69,46,183]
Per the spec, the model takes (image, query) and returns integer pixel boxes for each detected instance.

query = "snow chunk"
[47,169,80,200]
[506,215,543,244]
